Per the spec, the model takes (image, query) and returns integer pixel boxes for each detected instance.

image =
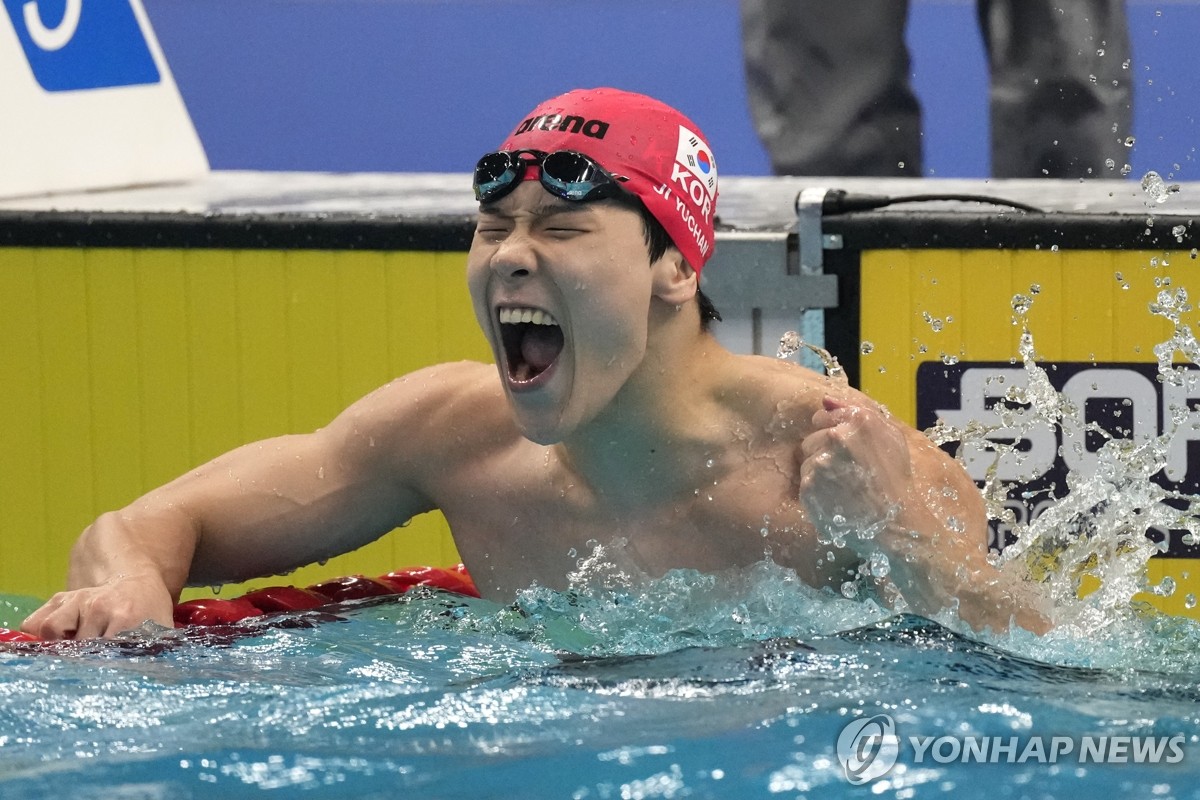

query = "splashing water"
[1150,286,1200,383]
[759,281,1200,654]
[762,285,1200,669]
[777,330,846,382]
[924,284,1200,657]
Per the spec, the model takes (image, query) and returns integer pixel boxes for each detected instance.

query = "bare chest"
[436,450,854,598]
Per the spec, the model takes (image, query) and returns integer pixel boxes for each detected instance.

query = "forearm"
[66,506,199,601]
[877,475,1052,635]
[882,549,1052,635]
[25,367,456,641]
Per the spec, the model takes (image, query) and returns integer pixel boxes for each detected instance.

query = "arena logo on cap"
[513,113,610,140]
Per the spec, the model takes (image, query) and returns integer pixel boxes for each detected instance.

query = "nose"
[489,231,538,281]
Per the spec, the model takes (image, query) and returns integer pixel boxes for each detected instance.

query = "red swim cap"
[497,87,719,273]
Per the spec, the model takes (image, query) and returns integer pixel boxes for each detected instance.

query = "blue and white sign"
[3,0,160,91]
[0,0,206,198]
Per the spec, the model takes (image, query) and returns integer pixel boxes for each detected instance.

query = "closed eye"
[474,217,512,240]
[538,212,594,237]
[543,225,587,236]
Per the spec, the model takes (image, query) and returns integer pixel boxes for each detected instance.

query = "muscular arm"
[21,363,488,640]
[799,394,1051,634]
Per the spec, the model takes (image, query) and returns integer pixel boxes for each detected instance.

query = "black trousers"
[741,0,1133,178]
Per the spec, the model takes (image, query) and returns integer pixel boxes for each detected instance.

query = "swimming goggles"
[473,150,625,204]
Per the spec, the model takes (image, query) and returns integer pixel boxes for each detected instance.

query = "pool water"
[3,558,1200,800]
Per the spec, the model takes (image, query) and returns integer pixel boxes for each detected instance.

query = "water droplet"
[1186,593,1197,610]
[1105,158,1116,170]
[776,330,802,359]
[1097,48,1106,56]
[1124,136,1136,147]
[860,341,874,355]
[777,330,845,380]
[840,581,859,599]
[1141,171,1170,203]
[1120,163,1132,176]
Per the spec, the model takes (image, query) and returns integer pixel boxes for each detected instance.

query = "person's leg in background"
[740,0,923,176]
[979,0,1133,178]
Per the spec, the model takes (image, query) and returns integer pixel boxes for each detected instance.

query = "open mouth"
[498,306,565,384]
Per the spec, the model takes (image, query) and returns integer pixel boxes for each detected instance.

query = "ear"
[650,247,697,306]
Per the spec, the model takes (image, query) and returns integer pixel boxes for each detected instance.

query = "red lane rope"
[0,564,479,644]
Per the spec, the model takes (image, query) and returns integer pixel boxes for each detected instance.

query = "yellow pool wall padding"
[0,246,487,602]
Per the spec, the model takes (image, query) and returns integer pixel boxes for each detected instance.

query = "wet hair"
[606,191,723,331]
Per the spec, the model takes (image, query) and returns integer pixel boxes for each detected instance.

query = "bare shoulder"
[717,353,877,432]
[723,353,938,460]
[318,361,520,474]
[340,360,501,417]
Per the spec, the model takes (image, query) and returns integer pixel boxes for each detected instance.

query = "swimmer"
[22,88,1050,640]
